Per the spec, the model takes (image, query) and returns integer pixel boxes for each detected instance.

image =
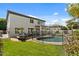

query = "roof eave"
[7,10,46,22]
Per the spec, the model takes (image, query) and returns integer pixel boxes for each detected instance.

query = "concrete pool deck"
[10,38,63,45]
[42,41,63,45]
[27,38,63,45]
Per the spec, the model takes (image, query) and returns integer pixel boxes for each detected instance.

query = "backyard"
[2,39,64,56]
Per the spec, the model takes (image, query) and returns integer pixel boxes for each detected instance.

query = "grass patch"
[3,39,65,56]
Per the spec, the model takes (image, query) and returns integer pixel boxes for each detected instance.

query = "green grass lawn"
[3,39,65,56]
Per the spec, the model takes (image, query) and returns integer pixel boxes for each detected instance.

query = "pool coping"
[39,40,63,45]
[10,38,63,45]
[26,38,63,45]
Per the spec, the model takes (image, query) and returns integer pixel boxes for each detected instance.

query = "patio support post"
[40,26,42,36]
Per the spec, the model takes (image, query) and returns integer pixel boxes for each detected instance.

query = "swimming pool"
[41,37,64,42]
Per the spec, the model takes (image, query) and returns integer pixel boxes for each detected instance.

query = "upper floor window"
[38,21,40,24]
[38,21,44,25]
[30,18,34,23]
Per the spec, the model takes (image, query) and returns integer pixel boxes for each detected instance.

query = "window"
[28,28,34,34]
[30,18,34,23]
[15,28,24,34]
[38,21,40,24]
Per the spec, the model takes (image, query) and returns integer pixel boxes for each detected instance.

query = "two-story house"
[6,10,45,37]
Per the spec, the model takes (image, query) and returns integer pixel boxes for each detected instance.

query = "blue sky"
[0,3,71,25]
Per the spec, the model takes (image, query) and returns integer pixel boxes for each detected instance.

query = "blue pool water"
[41,37,64,42]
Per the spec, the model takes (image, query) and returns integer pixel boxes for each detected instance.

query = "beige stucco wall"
[7,13,45,37]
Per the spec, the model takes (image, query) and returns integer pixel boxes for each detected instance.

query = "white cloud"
[61,18,71,22]
[45,22,50,25]
[39,13,71,26]
[53,19,59,22]
[45,19,60,26]
[60,18,71,26]
[65,8,67,12]
[53,12,59,16]
[45,18,71,26]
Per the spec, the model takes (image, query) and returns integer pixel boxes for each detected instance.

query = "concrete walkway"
[0,34,8,39]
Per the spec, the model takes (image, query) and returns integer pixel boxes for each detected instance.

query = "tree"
[0,18,7,30]
[63,4,79,56]
[61,26,68,30]
[67,22,79,29]
[67,3,79,29]
[67,3,79,18]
